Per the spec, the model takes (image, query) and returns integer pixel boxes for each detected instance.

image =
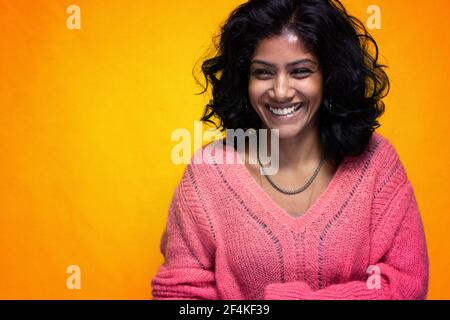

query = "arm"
[265,182,429,300]
[151,166,219,300]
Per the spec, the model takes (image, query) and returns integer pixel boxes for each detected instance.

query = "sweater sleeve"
[151,165,220,300]
[264,181,429,300]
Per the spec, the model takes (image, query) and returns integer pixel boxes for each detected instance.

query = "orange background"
[1,0,449,299]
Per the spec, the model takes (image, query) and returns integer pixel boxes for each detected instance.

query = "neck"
[264,125,323,173]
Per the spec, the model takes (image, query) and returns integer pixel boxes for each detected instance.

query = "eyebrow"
[250,59,317,67]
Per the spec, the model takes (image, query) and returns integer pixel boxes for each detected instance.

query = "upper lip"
[266,102,303,109]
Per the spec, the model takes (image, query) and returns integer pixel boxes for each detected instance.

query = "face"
[248,32,323,140]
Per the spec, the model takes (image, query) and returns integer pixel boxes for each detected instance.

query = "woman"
[151,0,429,299]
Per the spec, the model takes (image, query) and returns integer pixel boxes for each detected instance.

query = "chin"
[262,122,305,140]
[276,127,304,140]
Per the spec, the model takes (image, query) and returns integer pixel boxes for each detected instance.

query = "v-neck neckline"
[230,146,347,227]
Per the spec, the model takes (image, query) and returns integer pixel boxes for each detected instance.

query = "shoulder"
[190,137,238,166]
[371,131,402,163]
[370,131,409,183]
[362,131,400,162]
[359,132,413,207]
[342,131,410,191]
[178,138,238,191]
[348,131,406,171]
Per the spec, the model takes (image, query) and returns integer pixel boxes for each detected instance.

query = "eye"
[251,68,312,78]
[292,68,312,76]
[252,69,273,77]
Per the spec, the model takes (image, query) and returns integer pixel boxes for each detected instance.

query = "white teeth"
[268,103,302,116]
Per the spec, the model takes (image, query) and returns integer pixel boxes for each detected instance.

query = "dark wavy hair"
[194,0,389,165]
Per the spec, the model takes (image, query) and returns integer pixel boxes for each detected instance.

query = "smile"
[267,103,303,116]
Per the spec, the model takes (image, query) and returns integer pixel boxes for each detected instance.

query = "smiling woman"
[248,34,323,139]
[151,0,429,300]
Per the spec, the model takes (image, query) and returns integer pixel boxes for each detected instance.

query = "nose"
[269,74,295,102]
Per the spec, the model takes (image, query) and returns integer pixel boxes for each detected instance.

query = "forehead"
[252,33,316,63]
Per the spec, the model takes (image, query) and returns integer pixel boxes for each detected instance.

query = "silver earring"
[243,98,249,110]
[325,98,333,111]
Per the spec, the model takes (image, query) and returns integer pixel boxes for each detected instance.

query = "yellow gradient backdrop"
[1,0,449,299]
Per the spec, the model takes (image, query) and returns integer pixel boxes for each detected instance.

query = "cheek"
[248,81,267,103]
[296,77,323,101]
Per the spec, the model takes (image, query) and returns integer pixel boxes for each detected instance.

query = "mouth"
[266,102,304,117]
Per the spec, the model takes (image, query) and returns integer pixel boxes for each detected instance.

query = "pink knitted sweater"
[151,132,429,300]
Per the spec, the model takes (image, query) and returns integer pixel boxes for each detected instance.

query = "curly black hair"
[194,0,389,165]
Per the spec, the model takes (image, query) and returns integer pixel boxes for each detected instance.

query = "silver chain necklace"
[256,139,325,195]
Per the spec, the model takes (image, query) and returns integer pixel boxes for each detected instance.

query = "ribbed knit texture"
[151,132,429,300]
